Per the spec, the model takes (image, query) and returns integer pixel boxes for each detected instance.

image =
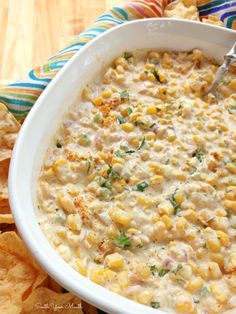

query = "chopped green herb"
[168,191,181,215]
[55,208,60,211]
[190,167,197,175]
[150,265,158,275]
[120,90,129,100]
[158,269,170,277]
[149,57,160,65]
[115,150,125,158]
[138,137,146,150]
[152,70,161,83]
[124,51,133,60]
[79,134,90,146]
[87,161,91,174]
[150,301,160,309]
[136,244,143,248]
[117,115,126,124]
[112,231,131,249]
[56,142,62,148]
[107,166,120,180]
[173,264,183,275]
[194,300,200,304]
[93,113,103,124]
[199,287,210,297]
[192,149,204,162]
[126,107,133,115]
[125,150,135,154]
[164,158,170,165]
[136,181,149,192]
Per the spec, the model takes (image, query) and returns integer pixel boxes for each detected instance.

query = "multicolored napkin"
[0,0,235,121]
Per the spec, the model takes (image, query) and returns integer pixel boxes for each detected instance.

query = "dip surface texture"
[38,49,236,313]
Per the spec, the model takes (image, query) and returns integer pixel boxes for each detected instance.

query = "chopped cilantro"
[56,142,62,148]
[150,265,158,275]
[124,51,133,60]
[126,107,133,115]
[136,181,149,192]
[120,90,129,100]
[117,115,126,124]
[152,70,161,83]
[137,137,146,150]
[136,244,143,248]
[168,191,181,215]
[115,150,125,158]
[125,150,135,154]
[87,161,91,174]
[199,287,210,297]
[164,158,170,165]
[158,269,170,277]
[190,167,197,175]
[112,231,131,249]
[192,149,204,162]
[150,301,160,309]
[107,166,120,180]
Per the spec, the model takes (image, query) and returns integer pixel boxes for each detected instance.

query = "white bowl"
[9,19,236,314]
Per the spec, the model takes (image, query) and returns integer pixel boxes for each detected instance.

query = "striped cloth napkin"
[0,0,235,121]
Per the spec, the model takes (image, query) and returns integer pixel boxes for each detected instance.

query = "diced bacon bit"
[74,196,91,226]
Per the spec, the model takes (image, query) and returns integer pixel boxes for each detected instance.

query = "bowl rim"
[9,18,236,314]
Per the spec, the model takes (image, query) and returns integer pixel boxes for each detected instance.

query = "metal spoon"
[206,41,236,95]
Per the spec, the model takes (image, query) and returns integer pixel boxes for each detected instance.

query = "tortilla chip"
[82,301,98,314]
[22,287,83,314]
[0,214,14,224]
[164,0,199,21]
[46,276,64,293]
[0,232,47,314]
[0,158,10,203]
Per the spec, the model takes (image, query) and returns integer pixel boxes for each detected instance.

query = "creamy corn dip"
[38,49,236,313]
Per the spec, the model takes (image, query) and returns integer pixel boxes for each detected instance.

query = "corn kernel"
[118,272,129,288]
[216,230,229,246]
[137,291,153,305]
[162,215,173,229]
[185,277,204,292]
[206,237,221,253]
[150,175,163,186]
[224,200,236,212]
[87,232,99,245]
[174,171,187,181]
[105,253,124,270]
[176,217,188,232]
[158,201,174,216]
[102,90,112,98]
[66,214,82,231]
[146,106,157,115]
[175,293,195,313]
[210,283,229,303]
[93,96,103,106]
[151,213,160,224]
[112,209,132,226]
[226,163,236,175]
[209,253,224,268]
[75,260,87,276]
[121,123,134,133]
[127,228,137,235]
[175,191,185,204]
[146,132,156,141]
[90,268,105,285]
